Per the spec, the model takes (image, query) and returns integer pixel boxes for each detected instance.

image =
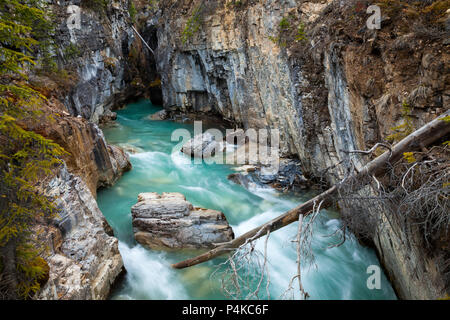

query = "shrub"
[295,22,308,42]
[63,43,81,60]
[279,17,290,30]
[181,5,203,44]
[129,1,137,22]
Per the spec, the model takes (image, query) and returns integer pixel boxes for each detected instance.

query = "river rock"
[150,109,169,120]
[132,193,234,250]
[99,109,117,124]
[228,159,310,191]
[181,132,223,158]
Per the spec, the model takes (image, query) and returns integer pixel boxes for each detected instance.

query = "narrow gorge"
[0,0,448,301]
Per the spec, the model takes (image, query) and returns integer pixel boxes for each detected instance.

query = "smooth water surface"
[97,99,397,300]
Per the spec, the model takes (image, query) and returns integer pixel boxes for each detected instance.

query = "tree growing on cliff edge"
[0,0,67,299]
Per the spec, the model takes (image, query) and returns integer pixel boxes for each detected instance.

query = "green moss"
[129,1,137,22]
[295,22,308,42]
[279,17,290,30]
[181,5,203,44]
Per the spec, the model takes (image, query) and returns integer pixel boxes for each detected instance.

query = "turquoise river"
[97,99,397,300]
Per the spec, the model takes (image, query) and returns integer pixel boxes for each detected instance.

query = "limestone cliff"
[34,0,161,124]
[148,0,449,299]
[35,165,123,300]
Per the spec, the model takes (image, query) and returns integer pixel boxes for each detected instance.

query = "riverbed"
[97,99,397,300]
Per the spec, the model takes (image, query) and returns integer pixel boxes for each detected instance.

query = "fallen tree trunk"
[172,111,450,269]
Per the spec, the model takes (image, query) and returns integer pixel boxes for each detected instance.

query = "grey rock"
[132,193,234,250]
[228,159,309,191]
[181,132,223,158]
[37,165,123,300]
[150,109,169,120]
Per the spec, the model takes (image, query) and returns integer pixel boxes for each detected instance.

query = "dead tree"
[172,111,450,269]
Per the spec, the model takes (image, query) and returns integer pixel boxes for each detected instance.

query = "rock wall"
[29,0,141,299]
[26,98,131,197]
[29,75,131,302]
[35,165,123,300]
[153,0,449,299]
[156,0,305,157]
[41,0,160,123]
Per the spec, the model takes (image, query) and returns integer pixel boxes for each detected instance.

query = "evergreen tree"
[0,0,67,299]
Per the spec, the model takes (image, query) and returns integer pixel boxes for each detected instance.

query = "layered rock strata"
[132,193,234,250]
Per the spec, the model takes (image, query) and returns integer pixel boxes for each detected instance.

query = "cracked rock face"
[132,193,234,250]
[36,165,123,300]
[29,100,132,196]
[52,0,135,123]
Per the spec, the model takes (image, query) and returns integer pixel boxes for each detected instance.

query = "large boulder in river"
[132,193,234,250]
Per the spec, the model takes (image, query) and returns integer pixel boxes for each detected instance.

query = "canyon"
[21,0,449,300]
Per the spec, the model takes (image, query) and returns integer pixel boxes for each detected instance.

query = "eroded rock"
[181,132,223,158]
[228,159,310,191]
[150,109,169,120]
[132,193,234,250]
[36,165,124,300]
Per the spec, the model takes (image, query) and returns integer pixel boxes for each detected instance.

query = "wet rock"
[107,145,132,184]
[150,109,169,120]
[181,132,223,158]
[131,193,234,250]
[228,159,309,191]
[99,109,117,124]
[29,106,131,196]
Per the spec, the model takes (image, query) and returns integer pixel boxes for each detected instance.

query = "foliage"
[149,78,161,88]
[0,0,67,299]
[129,1,137,23]
[0,0,56,72]
[440,115,450,123]
[403,152,416,163]
[268,16,307,47]
[387,101,414,143]
[295,22,308,42]
[181,4,203,44]
[63,43,81,61]
[147,0,159,10]
[279,17,290,31]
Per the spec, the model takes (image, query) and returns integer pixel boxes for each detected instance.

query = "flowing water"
[97,99,397,300]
